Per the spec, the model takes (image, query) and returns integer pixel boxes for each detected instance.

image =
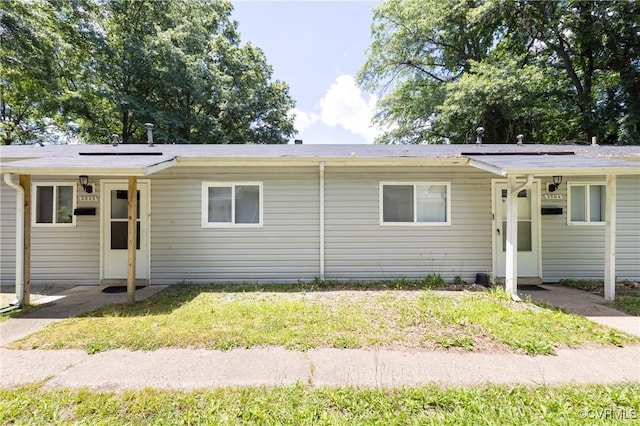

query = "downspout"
[2,173,24,310]
[319,162,325,281]
[506,174,534,302]
[513,174,534,197]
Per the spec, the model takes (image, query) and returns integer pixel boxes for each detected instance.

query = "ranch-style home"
[1,142,638,304]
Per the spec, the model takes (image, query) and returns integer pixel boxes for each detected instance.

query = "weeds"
[2,383,639,425]
[10,286,635,355]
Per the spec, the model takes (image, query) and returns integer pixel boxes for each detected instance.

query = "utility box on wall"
[541,207,563,215]
[74,207,96,216]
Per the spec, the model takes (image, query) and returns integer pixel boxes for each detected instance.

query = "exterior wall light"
[548,175,563,192]
[79,175,93,193]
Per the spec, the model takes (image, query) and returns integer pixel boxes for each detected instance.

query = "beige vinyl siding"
[0,181,17,284]
[31,176,100,285]
[541,175,640,281]
[324,166,493,282]
[150,166,320,283]
[0,176,101,285]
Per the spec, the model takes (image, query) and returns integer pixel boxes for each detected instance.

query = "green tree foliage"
[0,0,295,144]
[358,0,640,144]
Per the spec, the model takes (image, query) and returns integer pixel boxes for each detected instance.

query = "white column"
[604,174,617,301]
[505,175,518,298]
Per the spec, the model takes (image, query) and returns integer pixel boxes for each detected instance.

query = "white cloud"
[290,75,384,144]
[318,75,381,143]
[289,108,319,132]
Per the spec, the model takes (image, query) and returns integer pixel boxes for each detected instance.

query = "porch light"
[548,175,563,192]
[79,175,93,193]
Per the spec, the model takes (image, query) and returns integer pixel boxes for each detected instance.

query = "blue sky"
[231,1,382,144]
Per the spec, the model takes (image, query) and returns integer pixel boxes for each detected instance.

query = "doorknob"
[497,228,500,235]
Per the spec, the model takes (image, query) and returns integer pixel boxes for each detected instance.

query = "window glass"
[383,185,413,222]
[208,187,232,223]
[570,185,586,222]
[36,186,54,223]
[416,184,447,222]
[589,185,605,222]
[35,184,75,225]
[501,221,532,252]
[570,184,605,224]
[111,222,140,250]
[56,186,73,223]
[235,185,260,224]
[111,190,140,219]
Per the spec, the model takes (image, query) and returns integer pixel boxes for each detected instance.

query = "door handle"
[496,228,500,235]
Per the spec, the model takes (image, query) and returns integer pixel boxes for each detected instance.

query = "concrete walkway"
[519,283,640,338]
[1,284,639,390]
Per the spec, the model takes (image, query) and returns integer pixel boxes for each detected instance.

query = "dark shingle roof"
[2,143,639,160]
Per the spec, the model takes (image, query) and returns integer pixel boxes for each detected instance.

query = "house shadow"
[7,279,441,320]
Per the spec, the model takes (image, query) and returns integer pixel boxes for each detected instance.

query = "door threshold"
[100,279,149,287]
[494,277,542,285]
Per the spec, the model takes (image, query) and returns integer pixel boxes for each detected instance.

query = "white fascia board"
[467,161,640,177]
[467,159,507,176]
[141,158,177,175]
[0,157,177,177]
[174,157,467,168]
[503,167,640,176]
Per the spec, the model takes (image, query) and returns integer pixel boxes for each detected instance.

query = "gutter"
[2,173,24,311]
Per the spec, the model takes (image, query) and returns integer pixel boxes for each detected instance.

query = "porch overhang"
[466,153,638,303]
[0,154,177,177]
[466,154,639,177]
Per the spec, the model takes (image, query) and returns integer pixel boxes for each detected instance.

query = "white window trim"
[567,181,606,226]
[201,181,263,228]
[379,181,451,226]
[32,182,77,227]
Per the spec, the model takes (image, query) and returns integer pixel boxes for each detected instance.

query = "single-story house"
[1,143,638,304]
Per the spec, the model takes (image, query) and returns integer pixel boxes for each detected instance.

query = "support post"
[127,176,137,305]
[19,175,31,306]
[604,175,617,301]
[504,175,518,299]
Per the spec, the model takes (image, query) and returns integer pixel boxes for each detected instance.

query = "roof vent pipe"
[591,136,598,146]
[111,134,119,146]
[475,127,484,145]
[145,123,154,147]
[516,134,524,145]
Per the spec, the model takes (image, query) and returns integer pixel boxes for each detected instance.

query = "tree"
[358,0,640,144]
[0,0,295,144]
[0,0,98,144]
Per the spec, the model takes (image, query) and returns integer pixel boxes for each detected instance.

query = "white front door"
[494,181,541,278]
[101,180,150,281]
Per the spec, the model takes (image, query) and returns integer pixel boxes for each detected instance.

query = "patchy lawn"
[1,383,639,425]
[10,283,635,356]
[560,280,640,316]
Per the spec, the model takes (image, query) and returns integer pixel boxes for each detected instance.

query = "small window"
[380,182,450,225]
[202,182,262,227]
[568,183,605,224]
[33,183,76,226]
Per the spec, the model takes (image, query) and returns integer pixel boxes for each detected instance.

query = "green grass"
[1,383,639,425]
[605,287,640,316]
[558,279,603,291]
[11,284,635,355]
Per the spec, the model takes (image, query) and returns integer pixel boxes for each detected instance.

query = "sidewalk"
[1,284,639,390]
